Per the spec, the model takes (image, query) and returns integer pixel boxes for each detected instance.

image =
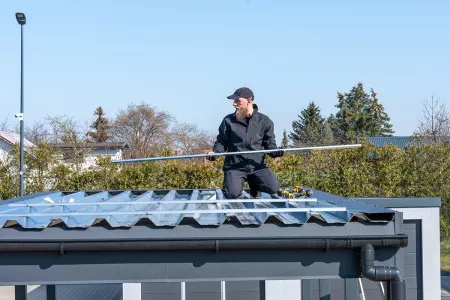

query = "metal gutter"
[0,235,408,252]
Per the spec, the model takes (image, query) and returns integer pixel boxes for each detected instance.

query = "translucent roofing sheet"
[0,189,395,229]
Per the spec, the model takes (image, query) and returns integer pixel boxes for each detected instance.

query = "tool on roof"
[111,144,362,164]
[278,186,313,199]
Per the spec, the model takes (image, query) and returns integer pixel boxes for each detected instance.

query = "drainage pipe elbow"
[360,243,405,300]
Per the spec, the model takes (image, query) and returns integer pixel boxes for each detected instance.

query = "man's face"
[233,97,250,111]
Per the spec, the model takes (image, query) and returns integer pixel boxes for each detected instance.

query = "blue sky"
[1,0,449,144]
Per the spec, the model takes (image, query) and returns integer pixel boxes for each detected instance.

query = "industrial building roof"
[356,135,450,149]
[0,188,396,229]
[356,136,413,149]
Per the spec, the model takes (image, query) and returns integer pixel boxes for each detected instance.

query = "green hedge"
[1,142,449,238]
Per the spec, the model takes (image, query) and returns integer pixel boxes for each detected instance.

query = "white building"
[48,142,130,170]
[0,131,35,162]
[0,132,129,170]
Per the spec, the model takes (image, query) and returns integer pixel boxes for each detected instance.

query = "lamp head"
[15,12,26,25]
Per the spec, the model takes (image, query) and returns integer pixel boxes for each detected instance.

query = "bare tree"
[414,96,450,142]
[45,115,90,143]
[0,117,10,131]
[171,122,215,155]
[110,103,175,158]
[45,115,92,172]
[24,121,51,144]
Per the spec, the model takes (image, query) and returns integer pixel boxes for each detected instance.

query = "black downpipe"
[360,243,405,300]
[0,235,408,252]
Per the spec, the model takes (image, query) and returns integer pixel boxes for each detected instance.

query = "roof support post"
[46,285,56,300]
[258,281,266,300]
[15,285,27,300]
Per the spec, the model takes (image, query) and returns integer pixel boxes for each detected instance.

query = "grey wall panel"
[186,281,221,300]
[404,253,417,264]
[404,277,418,289]
[403,229,417,250]
[227,292,260,300]
[311,279,319,290]
[142,282,181,300]
[184,281,262,300]
[186,281,220,293]
[186,292,220,300]
[404,265,417,277]
[403,220,423,300]
[226,280,260,292]
[302,280,312,300]
[142,283,180,294]
[226,281,261,300]
[359,278,382,290]
[359,285,385,300]
[142,295,180,300]
[330,279,344,291]
[344,279,359,300]
[330,279,345,300]
[319,279,331,300]
[331,290,344,300]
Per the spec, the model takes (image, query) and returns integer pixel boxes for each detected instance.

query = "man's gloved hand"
[206,151,216,161]
[269,149,285,158]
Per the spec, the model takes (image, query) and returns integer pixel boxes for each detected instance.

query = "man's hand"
[206,151,216,161]
[269,149,285,158]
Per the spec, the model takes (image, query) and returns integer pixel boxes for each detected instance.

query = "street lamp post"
[16,12,26,197]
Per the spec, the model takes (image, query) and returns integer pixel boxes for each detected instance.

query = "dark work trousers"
[222,168,280,199]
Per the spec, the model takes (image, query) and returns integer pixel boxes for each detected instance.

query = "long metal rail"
[112,144,362,164]
[7,198,318,207]
[0,207,346,217]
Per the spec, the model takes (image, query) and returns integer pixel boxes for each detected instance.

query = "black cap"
[227,87,254,101]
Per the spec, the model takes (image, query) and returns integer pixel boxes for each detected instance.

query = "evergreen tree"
[326,114,345,144]
[289,102,331,146]
[323,122,334,146]
[281,129,289,148]
[335,83,394,142]
[87,107,111,143]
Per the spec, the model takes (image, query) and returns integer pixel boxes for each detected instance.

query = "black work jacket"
[212,105,279,172]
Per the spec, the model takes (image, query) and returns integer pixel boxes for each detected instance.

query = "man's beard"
[235,106,252,121]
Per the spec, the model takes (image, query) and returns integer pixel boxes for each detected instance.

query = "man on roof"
[206,87,284,199]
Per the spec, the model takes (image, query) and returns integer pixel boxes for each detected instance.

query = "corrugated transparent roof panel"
[0,188,395,229]
[190,189,227,226]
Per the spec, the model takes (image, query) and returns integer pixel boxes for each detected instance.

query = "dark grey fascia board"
[0,222,397,242]
[353,197,441,208]
[0,246,399,285]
